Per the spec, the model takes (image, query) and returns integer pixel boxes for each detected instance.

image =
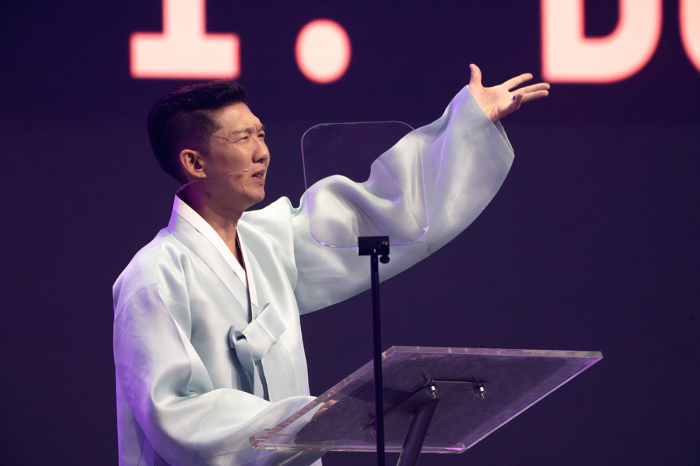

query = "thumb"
[469,64,482,89]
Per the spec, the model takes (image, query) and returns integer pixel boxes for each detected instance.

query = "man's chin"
[244,193,265,211]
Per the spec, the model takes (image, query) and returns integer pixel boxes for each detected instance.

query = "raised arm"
[240,67,550,311]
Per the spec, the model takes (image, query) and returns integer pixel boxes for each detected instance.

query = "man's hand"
[469,64,550,124]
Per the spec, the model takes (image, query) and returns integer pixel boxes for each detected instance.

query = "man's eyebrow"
[229,124,265,136]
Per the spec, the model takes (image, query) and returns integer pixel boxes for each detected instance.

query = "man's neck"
[181,193,245,268]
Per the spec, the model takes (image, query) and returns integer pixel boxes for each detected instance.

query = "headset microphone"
[176,169,250,195]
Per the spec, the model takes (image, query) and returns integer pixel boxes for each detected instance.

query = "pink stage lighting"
[295,19,352,84]
[130,0,240,79]
[542,0,662,83]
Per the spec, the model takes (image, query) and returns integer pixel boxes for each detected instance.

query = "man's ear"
[179,149,207,180]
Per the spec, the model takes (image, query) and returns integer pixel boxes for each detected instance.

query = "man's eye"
[258,133,265,139]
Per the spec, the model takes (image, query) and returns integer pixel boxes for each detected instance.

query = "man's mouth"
[252,169,265,182]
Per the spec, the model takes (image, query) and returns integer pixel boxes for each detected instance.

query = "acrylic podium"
[251,346,602,464]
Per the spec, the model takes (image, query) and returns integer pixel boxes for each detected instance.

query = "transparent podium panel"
[251,346,602,453]
[301,122,428,248]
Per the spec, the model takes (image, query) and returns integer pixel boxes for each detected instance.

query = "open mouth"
[252,169,265,182]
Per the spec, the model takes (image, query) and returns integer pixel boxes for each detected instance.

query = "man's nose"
[254,141,269,163]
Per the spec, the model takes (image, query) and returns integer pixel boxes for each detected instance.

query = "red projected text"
[130,0,240,79]
[130,1,697,82]
[681,0,700,72]
[542,0,662,83]
[296,20,352,84]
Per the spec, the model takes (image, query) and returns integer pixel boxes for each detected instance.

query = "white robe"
[113,86,514,466]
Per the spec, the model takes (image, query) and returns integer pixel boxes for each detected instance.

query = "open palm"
[469,64,550,123]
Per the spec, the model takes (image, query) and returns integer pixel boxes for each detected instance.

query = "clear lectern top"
[250,346,602,454]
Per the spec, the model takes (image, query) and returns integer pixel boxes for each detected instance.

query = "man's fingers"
[520,90,550,104]
[503,73,533,90]
[513,82,551,95]
[512,93,523,110]
[469,64,483,89]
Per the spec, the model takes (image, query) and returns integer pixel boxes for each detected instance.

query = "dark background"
[1,0,698,464]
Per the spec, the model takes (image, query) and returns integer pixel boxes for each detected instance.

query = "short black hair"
[147,81,247,183]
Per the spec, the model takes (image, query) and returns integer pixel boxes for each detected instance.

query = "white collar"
[171,196,258,308]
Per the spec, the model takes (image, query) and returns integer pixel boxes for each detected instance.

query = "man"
[113,65,549,466]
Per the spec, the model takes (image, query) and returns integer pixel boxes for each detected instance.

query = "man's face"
[204,102,269,212]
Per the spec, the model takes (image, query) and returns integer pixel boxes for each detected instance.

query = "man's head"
[147,81,248,184]
[148,81,269,214]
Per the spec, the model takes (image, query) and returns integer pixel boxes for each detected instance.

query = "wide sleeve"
[286,85,514,313]
[113,266,321,466]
